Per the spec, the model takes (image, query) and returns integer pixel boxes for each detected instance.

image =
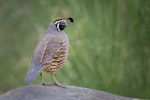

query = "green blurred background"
[0,0,150,99]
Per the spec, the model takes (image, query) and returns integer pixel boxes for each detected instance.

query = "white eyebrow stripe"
[54,20,66,24]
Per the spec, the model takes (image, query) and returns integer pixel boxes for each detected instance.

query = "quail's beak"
[63,20,68,27]
[65,23,68,27]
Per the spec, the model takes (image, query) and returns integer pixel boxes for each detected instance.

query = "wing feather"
[25,34,60,84]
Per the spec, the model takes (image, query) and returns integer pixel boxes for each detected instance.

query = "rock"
[0,85,139,100]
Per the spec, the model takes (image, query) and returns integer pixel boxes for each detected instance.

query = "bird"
[25,17,74,87]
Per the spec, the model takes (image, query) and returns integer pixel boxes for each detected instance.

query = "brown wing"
[40,38,60,63]
[31,34,60,69]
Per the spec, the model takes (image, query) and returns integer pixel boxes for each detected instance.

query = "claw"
[52,82,65,88]
[42,82,65,88]
[41,82,49,86]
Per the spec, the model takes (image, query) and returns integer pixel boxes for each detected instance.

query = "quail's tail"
[25,64,41,85]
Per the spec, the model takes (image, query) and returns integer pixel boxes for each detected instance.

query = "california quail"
[25,17,74,87]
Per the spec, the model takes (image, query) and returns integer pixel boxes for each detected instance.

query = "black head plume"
[67,17,74,23]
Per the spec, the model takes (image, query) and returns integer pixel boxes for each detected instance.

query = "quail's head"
[52,17,74,31]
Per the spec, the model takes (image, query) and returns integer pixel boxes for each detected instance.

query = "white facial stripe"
[56,23,61,31]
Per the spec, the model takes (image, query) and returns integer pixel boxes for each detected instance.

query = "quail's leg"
[40,73,48,86]
[51,73,65,88]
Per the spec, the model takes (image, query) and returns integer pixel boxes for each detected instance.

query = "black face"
[55,22,67,31]
[59,23,66,30]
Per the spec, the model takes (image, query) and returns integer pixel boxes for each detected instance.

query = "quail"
[25,17,74,87]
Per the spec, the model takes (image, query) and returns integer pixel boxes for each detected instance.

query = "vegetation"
[0,0,150,99]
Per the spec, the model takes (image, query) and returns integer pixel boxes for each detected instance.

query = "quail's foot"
[42,82,65,88]
[52,82,65,88]
[41,82,50,86]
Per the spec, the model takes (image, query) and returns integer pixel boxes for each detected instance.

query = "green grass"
[0,0,150,99]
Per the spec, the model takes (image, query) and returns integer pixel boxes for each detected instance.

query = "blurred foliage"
[0,0,150,99]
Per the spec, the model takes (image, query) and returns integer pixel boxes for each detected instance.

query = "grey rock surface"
[0,85,139,100]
